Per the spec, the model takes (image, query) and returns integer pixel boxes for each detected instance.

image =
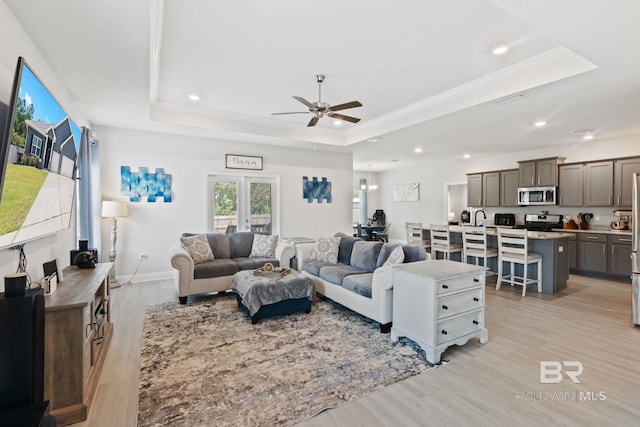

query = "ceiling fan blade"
[328,113,361,123]
[329,100,362,112]
[271,111,310,115]
[307,116,319,127]
[293,96,315,109]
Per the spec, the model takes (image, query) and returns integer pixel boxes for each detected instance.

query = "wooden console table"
[44,263,113,426]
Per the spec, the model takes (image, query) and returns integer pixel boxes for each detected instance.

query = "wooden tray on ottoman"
[253,267,292,278]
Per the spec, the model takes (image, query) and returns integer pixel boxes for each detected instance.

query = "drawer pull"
[442,284,449,289]
[585,236,599,240]
[473,278,479,282]
[441,329,448,335]
[442,305,448,310]
[473,320,479,325]
[473,297,479,302]
[619,238,632,242]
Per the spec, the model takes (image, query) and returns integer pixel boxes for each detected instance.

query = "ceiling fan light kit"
[272,74,362,127]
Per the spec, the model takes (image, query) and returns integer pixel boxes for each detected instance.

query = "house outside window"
[30,135,42,156]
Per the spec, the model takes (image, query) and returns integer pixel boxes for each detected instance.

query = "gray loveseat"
[169,232,295,304]
[295,233,429,332]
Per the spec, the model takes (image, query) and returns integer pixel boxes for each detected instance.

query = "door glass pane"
[213,181,238,234]
[249,182,272,233]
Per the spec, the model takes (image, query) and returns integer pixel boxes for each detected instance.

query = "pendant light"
[364,165,377,192]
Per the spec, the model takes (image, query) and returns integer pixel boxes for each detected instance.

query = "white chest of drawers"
[391,260,488,364]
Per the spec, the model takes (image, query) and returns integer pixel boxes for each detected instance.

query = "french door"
[207,174,278,235]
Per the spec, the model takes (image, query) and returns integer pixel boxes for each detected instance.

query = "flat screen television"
[0,57,81,250]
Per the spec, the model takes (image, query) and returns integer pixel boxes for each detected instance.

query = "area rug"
[137,295,436,426]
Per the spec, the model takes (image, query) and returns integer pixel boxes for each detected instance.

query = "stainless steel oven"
[517,186,557,206]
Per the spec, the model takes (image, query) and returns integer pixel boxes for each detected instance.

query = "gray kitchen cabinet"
[567,233,577,270]
[518,157,564,187]
[500,169,519,207]
[614,157,640,207]
[518,161,536,187]
[577,233,607,273]
[536,158,561,186]
[467,173,483,207]
[558,163,583,206]
[608,234,633,277]
[584,161,614,206]
[482,172,500,207]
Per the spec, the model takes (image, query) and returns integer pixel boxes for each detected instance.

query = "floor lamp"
[101,200,128,288]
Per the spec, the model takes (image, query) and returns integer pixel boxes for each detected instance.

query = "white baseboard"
[116,270,173,284]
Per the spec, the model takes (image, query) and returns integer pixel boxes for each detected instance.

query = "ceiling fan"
[271,74,362,127]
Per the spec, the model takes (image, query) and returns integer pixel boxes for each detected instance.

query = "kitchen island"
[424,226,572,294]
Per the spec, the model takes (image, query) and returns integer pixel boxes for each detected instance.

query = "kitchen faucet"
[474,209,486,226]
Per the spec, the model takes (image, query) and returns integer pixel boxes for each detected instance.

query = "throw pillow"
[250,234,279,257]
[180,234,215,264]
[383,245,405,266]
[310,236,341,263]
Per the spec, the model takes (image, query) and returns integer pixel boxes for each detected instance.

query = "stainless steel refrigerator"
[633,173,640,325]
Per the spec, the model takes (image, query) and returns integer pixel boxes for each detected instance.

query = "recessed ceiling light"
[534,120,547,127]
[188,94,200,101]
[493,46,509,55]
[333,120,342,126]
[583,133,594,141]
[414,147,423,153]
[463,153,471,159]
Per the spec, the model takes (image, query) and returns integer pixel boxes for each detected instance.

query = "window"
[352,190,360,224]
[30,135,42,156]
[207,174,279,234]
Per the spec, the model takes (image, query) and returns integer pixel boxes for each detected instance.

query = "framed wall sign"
[225,154,263,170]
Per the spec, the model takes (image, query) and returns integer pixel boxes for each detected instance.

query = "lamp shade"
[101,201,128,218]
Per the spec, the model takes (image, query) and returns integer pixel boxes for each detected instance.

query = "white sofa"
[169,232,295,304]
[295,233,429,332]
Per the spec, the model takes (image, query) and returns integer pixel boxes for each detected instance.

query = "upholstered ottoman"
[231,269,315,323]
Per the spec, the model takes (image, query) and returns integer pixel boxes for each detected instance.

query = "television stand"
[44,263,113,426]
[0,401,55,427]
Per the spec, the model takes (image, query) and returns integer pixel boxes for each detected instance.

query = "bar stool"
[496,228,542,297]
[430,224,462,260]
[462,225,498,278]
[405,222,430,250]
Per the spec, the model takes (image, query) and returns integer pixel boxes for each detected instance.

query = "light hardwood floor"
[72,275,640,426]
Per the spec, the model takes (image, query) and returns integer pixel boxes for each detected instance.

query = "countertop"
[550,228,632,236]
[447,225,572,240]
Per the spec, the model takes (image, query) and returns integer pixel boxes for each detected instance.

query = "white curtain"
[78,127,102,259]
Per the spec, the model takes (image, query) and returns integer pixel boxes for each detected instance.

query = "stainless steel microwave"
[517,186,557,206]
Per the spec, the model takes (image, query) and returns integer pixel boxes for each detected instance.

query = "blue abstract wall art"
[302,176,332,203]
[121,166,173,202]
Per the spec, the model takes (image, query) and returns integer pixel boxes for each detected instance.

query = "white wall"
[95,126,353,282]
[379,135,640,241]
[0,1,89,289]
